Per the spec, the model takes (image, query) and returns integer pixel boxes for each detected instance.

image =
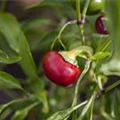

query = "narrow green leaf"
[0,96,36,115]
[87,97,94,120]
[47,100,87,120]
[91,52,111,61]
[0,71,22,89]
[111,91,120,119]
[47,108,72,120]
[11,102,39,120]
[17,31,37,79]
[29,79,49,113]
[0,12,48,110]
[101,111,112,120]
[92,34,111,53]
[0,12,37,79]
[0,50,21,64]
[78,93,96,120]
[100,96,113,120]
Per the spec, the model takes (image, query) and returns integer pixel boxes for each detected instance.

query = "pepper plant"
[0,0,120,120]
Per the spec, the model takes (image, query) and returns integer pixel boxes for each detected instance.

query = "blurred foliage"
[0,0,120,120]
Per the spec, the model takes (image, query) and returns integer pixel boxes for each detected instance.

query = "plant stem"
[76,0,90,45]
[69,78,120,120]
[51,20,77,50]
[70,60,91,120]
[76,0,85,45]
[105,79,120,92]
[96,79,120,99]
[78,25,85,45]
[73,100,88,110]
[101,40,111,52]
[76,0,81,22]
[82,0,91,18]
[67,79,120,120]
[78,91,97,120]
[57,20,77,40]
[72,60,91,107]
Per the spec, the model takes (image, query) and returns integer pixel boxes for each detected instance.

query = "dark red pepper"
[42,51,81,87]
[95,15,108,35]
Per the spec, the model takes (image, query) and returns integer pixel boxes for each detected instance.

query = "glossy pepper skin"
[95,15,108,35]
[71,0,104,15]
[42,51,80,87]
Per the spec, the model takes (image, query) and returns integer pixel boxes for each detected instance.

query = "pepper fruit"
[95,15,108,35]
[42,51,81,87]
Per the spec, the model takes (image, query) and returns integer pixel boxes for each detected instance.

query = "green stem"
[70,60,91,120]
[72,60,91,107]
[73,100,88,110]
[69,78,120,120]
[78,91,97,120]
[57,20,77,40]
[51,20,77,50]
[78,25,85,45]
[76,0,85,45]
[96,79,120,99]
[76,0,81,22]
[77,0,91,45]
[101,40,111,52]
[105,79,120,92]
[82,0,91,18]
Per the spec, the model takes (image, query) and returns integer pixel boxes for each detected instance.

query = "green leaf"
[91,52,111,60]
[29,79,49,113]
[0,50,21,64]
[100,96,113,120]
[92,34,111,53]
[78,93,96,120]
[18,31,37,79]
[0,97,40,120]
[0,12,48,110]
[111,90,120,119]
[0,71,22,89]
[11,102,39,120]
[0,12,37,79]
[0,96,36,115]
[47,100,87,120]
[47,108,72,120]
[0,32,21,63]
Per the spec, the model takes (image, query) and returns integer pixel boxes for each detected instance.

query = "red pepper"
[95,15,108,35]
[42,51,81,87]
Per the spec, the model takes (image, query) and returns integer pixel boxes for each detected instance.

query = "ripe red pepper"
[42,51,81,87]
[95,15,108,35]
